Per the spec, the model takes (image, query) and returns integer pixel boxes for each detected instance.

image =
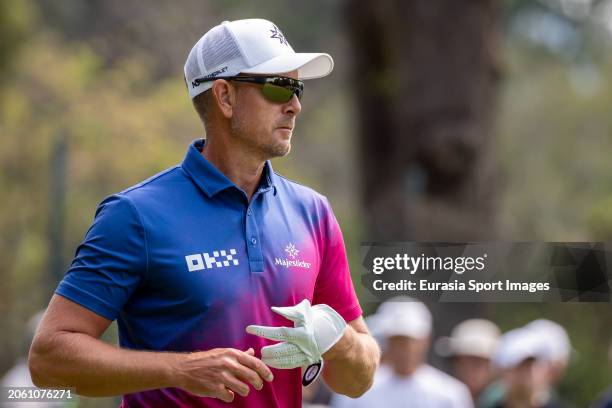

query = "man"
[489,327,561,408]
[28,18,379,407]
[332,297,473,408]
[525,320,572,408]
[435,319,500,403]
[525,320,571,389]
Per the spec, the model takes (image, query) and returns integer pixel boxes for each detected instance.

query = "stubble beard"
[230,112,291,160]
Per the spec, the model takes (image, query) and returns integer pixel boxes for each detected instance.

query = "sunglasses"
[192,75,304,103]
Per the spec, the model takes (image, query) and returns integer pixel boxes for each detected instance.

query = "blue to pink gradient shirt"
[55,139,362,407]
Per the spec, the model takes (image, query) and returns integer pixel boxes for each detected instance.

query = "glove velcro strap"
[312,304,347,355]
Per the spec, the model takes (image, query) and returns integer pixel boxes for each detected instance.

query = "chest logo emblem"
[285,243,300,259]
[185,248,239,272]
[275,243,311,269]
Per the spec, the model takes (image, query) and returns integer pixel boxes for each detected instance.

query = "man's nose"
[283,94,302,116]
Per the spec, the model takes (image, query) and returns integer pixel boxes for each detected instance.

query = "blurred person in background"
[302,312,390,407]
[525,319,572,404]
[0,311,75,408]
[435,319,500,404]
[331,297,473,408]
[488,327,562,408]
[357,312,394,384]
[302,379,333,408]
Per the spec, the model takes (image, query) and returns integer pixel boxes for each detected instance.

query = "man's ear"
[211,80,235,119]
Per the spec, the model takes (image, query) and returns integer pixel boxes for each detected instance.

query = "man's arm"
[322,316,380,398]
[29,295,274,402]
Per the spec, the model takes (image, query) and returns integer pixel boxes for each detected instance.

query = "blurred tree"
[344,0,505,373]
[345,1,502,241]
[2,1,612,405]
[0,0,33,82]
[0,0,35,378]
[492,0,612,404]
[33,0,345,78]
[34,0,218,78]
[0,33,199,376]
[588,195,612,240]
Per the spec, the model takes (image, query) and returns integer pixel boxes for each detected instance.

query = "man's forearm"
[29,331,179,397]
[322,326,380,398]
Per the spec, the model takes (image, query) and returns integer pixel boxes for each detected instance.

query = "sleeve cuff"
[336,303,362,324]
[55,280,119,321]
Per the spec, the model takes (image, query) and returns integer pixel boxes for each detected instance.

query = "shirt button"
[251,237,257,245]
[247,208,252,216]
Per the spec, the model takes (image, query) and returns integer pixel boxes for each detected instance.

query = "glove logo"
[275,243,311,269]
[302,361,323,387]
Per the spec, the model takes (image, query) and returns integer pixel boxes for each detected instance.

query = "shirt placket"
[244,188,271,273]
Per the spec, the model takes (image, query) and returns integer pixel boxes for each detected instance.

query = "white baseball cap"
[525,319,572,363]
[376,297,432,339]
[184,18,334,99]
[494,327,547,369]
[435,319,501,359]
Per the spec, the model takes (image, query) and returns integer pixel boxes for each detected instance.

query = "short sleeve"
[312,198,362,323]
[55,194,147,320]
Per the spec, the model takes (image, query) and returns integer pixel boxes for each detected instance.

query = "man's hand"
[174,347,274,403]
[30,296,275,400]
[245,299,347,369]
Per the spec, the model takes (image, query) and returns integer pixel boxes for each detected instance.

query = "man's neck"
[392,363,422,378]
[505,390,548,408]
[201,137,266,201]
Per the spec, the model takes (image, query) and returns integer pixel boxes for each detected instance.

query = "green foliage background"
[2,0,612,406]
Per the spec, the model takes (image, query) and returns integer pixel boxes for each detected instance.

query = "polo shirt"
[55,139,362,408]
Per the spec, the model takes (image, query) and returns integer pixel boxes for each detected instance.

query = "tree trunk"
[345,0,502,242]
[345,0,503,348]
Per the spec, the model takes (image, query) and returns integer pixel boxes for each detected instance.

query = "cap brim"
[385,327,430,339]
[241,52,333,79]
[498,352,540,369]
[450,343,496,359]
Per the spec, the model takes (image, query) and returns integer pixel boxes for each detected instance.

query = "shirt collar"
[181,139,277,198]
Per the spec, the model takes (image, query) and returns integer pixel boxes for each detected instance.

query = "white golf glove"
[245,299,347,369]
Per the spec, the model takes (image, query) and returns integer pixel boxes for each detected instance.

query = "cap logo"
[270,24,289,46]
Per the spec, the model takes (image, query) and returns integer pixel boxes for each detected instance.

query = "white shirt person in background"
[435,319,501,404]
[331,297,474,408]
